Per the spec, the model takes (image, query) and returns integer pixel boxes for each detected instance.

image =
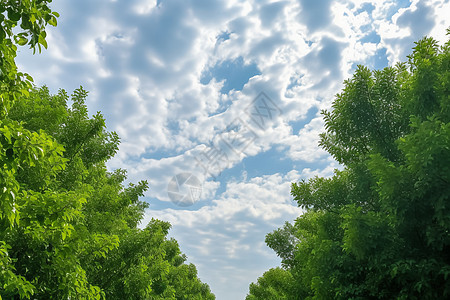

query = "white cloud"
[141,171,303,299]
[373,0,439,64]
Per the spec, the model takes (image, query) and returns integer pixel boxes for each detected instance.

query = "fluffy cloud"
[142,171,303,299]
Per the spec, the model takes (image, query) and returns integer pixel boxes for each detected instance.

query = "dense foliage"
[248,32,450,299]
[0,1,214,299]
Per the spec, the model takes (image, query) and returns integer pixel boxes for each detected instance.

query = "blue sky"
[16,0,450,299]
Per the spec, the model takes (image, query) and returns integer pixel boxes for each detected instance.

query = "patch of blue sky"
[208,98,233,117]
[349,47,388,74]
[216,31,231,43]
[372,48,389,70]
[212,147,294,196]
[355,47,389,70]
[356,2,375,15]
[143,196,167,209]
[289,106,319,135]
[166,119,181,133]
[200,56,261,94]
[360,24,373,35]
[386,0,411,19]
[212,145,334,198]
[360,31,381,44]
[286,74,305,91]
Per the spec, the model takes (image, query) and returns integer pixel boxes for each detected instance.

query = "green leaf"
[48,16,57,26]
[7,9,21,22]
[17,36,28,46]
[38,34,48,49]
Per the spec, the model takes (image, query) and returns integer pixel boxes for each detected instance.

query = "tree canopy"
[0,2,214,299]
[248,32,450,299]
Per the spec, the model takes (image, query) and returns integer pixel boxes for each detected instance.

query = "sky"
[16,0,450,299]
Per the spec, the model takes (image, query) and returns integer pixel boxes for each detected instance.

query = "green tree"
[248,32,450,299]
[0,1,87,297]
[3,85,215,299]
[0,0,58,116]
[1,1,215,298]
[246,267,297,300]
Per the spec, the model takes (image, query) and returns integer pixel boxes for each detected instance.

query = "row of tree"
[247,32,450,299]
[0,1,214,299]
